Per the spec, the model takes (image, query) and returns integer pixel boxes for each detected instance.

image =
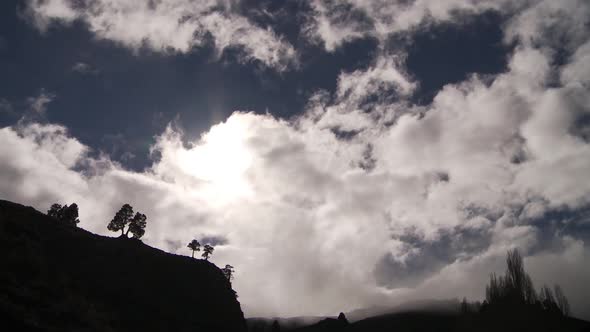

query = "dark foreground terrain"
[0,200,247,332]
[250,309,590,332]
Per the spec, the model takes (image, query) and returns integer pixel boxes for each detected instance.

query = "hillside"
[247,316,327,331]
[0,200,247,332]
[291,308,590,332]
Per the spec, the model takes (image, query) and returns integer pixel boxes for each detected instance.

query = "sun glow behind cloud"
[172,117,254,204]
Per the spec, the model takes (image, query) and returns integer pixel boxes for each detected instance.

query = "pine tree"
[47,203,80,227]
[222,264,235,282]
[187,239,201,258]
[553,284,570,316]
[47,203,62,219]
[127,212,147,239]
[62,203,80,227]
[202,244,214,260]
[108,204,134,236]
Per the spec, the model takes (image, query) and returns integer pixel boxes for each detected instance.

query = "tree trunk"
[191,250,194,258]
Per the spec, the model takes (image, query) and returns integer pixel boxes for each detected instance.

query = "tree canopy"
[483,249,570,317]
[107,204,147,239]
[222,264,235,282]
[202,244,214,260]
[47,203,80,227]
[127,212,147,239]
[187,239,201,258]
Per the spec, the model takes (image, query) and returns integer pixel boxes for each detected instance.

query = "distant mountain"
[0,199,247,332]
[247,299,461,331]
[247,316,328,331]
[344,298,461,322]
[291,303,590,332]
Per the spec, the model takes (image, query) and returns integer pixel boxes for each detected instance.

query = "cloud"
[336,55,416,104]
[3,0,590,321]
[304,0,590,54]
[304,0,510,51]
[24,90,55,121]
[24,0,297,71]
[71,62,99,75]
[201,235,228,246]
[0,98,14,116]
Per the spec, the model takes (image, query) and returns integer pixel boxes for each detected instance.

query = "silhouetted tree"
[461,297,469,314]
[523,274,537,305]
[485,272,503,303]
[505,249,537,304]
[337,312,349,324]
[485,249,538,306]
[47,203,80,227]
[482,248,571,320]
[506,249,525,293]
[107,204,147,239]
[127,212,147,239]
[222,264,234,282]
[187,239,201,258]
[553,284,570,316]
[47,203,62,219]
[539,284,562,315]
[271,320,280,332]
[108,204,133,235]
[202,244,214,260]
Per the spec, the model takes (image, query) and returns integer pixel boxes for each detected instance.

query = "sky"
[1,0,589,320]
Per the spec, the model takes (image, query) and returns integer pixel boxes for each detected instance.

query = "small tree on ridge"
[222,264,235,282]
[107,204,147,239]
[187,239,201,258]
[202,244,214,260]
[47,203,80,227]
[127,212,147,239]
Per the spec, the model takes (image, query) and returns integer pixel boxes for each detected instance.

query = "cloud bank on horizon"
[2,0,590,319]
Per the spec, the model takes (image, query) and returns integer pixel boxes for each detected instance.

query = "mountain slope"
[293,309,590,332]
[0,199,247,332]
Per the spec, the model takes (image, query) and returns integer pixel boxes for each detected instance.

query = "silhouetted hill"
[293,308,590,332]
[248,300,461,331]
[247,316,326,331]
[0,200,247,332]
[344,298,461,322]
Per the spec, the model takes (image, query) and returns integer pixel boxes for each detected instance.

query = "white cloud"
[25,0,297,71]
[304,0,511,51]
[3,0,590,320]
[26,89,55,115]
[304,0,590,54]
[336,55,416,103]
